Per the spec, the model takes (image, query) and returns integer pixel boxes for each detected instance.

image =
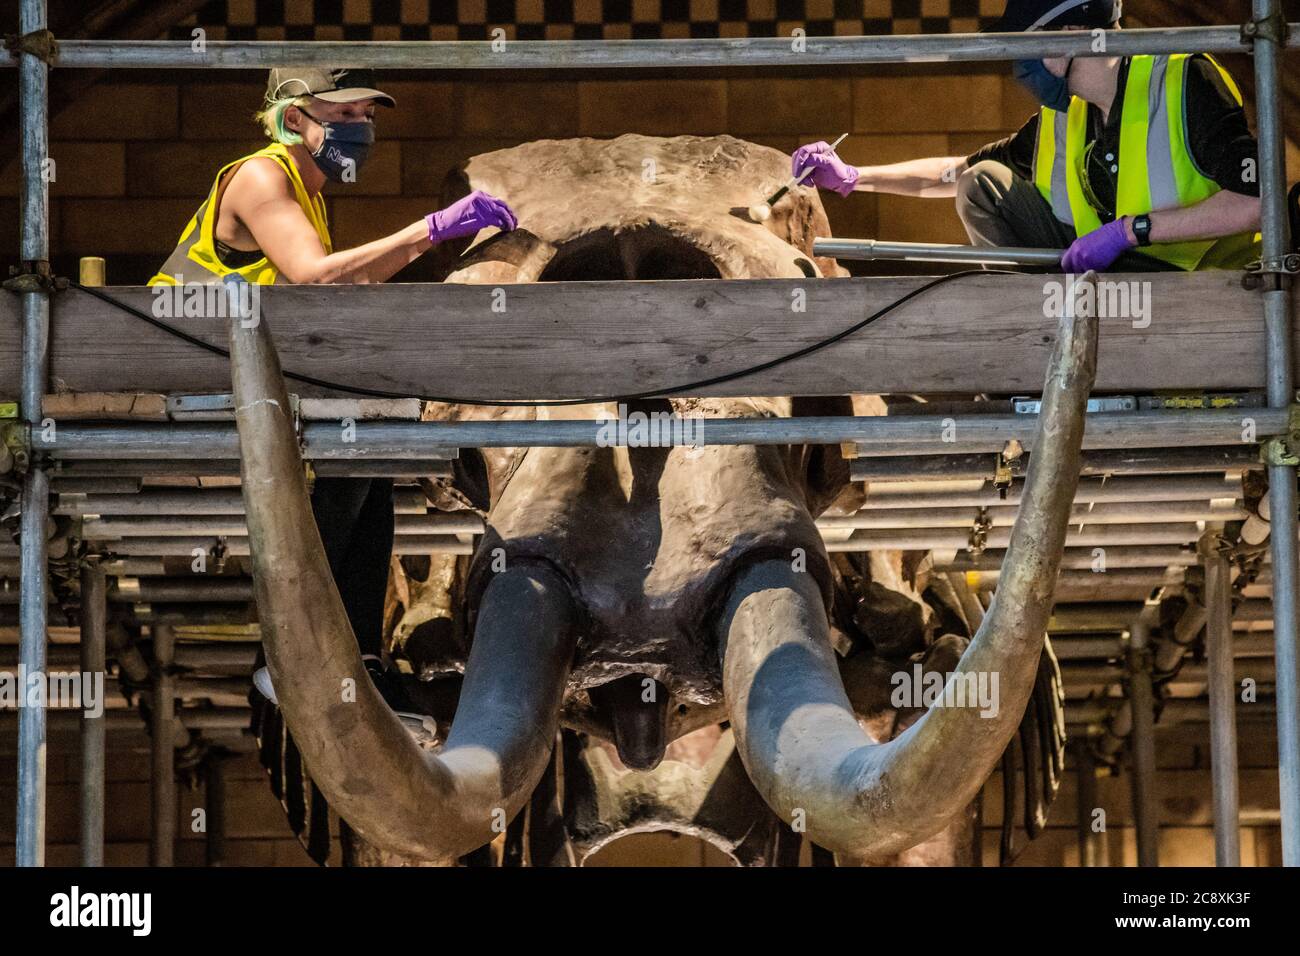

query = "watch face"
[1135,216,1152,245]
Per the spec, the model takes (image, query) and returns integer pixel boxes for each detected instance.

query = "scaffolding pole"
[79,559,107,868]
[1074,741,1108,868]
[2,26,1294,71]
[14,0,50,869]
[1253,0,1300,867]
[205,756,228,868]
[1128,609,1161,867]
[1202,535,1241,867]
[31,408,1290,456]
[149,624,177,867]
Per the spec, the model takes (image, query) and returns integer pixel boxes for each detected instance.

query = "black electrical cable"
[68,269,1015,408]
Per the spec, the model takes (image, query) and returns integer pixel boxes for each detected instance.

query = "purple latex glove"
[426,190,518,244]
[791,141,859,197]
[1060,218,1135,273]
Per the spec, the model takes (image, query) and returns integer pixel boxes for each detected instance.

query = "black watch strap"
[1132,214,1153,247]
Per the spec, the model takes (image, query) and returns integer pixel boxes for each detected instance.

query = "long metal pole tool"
[814,238,1063,267]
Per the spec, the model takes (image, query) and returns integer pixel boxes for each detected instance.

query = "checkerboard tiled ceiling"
[172,1,1010,41]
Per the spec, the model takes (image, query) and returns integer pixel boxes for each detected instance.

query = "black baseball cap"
[996,0,1122,31]
[264,67,395,107]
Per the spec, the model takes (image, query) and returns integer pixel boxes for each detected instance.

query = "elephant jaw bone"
[717,275,1100,859]
[564,726,793,866]
[229,305,579,863]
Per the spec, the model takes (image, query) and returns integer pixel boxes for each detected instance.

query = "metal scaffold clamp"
[1244,254,1300,290]
[992,440,1023,498]
[0,405,28,475]
[1124,638,1156,684]
[3,27,58,66]
[3,265,65,295]
[1195,528,1234,561]
[1242,10,1291,46]
[1260,401,1300,467]
[968,507,993,556]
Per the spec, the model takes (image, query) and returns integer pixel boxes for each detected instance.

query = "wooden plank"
[1,274,1292,401]
[298,398,423,420]
[41,392,167,421]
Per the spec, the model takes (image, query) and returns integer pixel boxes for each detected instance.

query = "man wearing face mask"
[151,68,517,709]
[791,0,1263,273]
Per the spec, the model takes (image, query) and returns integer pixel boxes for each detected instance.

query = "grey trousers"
[955,160,1180,272]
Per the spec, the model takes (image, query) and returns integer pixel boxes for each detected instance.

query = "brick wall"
[0,66,1043,283]
[170,0,1011,40]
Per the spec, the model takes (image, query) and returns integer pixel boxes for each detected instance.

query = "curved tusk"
[228,285,577,863]
[720,273,1099,858]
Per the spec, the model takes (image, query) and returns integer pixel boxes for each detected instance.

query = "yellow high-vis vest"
[149,143,332,286]
[1032,54,1261,271]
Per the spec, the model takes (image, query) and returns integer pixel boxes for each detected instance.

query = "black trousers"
[955,160,1181,272]
[311,477,394,659]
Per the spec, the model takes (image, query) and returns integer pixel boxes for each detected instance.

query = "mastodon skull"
[231,134,1097,865]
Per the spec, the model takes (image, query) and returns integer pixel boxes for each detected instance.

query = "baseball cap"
[264,67,396,107]
[995,0,1122,31]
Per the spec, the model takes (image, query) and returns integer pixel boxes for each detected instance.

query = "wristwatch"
[1131,214,1153,247]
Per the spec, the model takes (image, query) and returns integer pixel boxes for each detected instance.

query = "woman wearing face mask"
[791,0,1263,274]
[150,67,515,286]
[150,68,516,709]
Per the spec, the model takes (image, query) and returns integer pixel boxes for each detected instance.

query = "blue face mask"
[1013,59,1073,113]
[300,111,374,183]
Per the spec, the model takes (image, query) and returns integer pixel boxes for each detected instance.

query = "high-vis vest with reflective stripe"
[1032,54,1261,271]
[149,143,332,287]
